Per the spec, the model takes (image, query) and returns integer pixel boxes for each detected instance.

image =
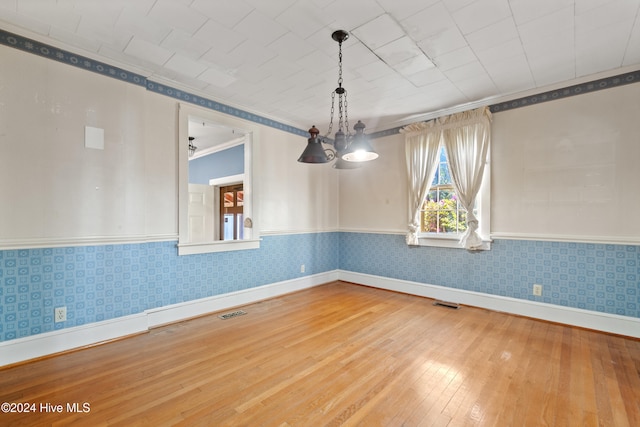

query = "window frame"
[177,103,260,256]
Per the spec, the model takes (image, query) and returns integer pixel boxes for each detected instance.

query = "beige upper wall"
[338,83,640,243]
[492,83,640,241]
[337,133,407,234]
[0,45,338,245]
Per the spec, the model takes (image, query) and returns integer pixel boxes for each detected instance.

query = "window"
[421,146,476,235]
[177,103,259,255]
[417,143,490,249]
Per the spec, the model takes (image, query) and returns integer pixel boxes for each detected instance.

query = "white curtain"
[401,121,441,246]
[440,107,492,250]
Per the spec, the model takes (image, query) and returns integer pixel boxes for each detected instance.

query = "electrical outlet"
[54,307,67,323]
[300,264,305,273]
[532,284,543,297]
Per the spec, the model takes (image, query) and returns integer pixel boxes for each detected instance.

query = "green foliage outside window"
[421,188,468,233]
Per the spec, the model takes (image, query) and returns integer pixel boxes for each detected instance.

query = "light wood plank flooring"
[1,281,639,426]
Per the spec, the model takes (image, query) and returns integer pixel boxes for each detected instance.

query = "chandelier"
[188,136,197,157]
[298,30,378,167]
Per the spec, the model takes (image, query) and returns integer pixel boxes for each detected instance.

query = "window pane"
[224,192,234,207]
[237,191,244,207]
[223,214,234,240]
[439,162,451,185]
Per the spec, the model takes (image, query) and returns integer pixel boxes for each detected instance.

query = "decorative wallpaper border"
[146,81,307,137]
[1,28,638,141]
[0,29,146,87]
[0,29,307,138]
[369,69,640,139]
[489,69,640,113]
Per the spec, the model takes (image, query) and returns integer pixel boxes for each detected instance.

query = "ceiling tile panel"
[191,0,253,28]
[242,0,297,19]
[443,60,488,83]
[48,26,101,53]
[66,0,125,27]
[406,67,447,88]
[576,22,632,75]
[164,54,208,78]
[115,7,171,45]
[374,36,424,66]
[16,0,80,33]
[161,29,212,59]
[275,1,335,39]
[575,0,639,33]
[517,6,574,46]
[416,27,468,58]
[375,0,439,21]
[76,17,132,51]
[528,55,575,87]
[233,9,288,46]
[441,0,478,13]
[483,54,535,92]
[509,0,574,26]
[194,20,245,55]
[324,0,386,31]
[198,66,238,87]
[465,17,518,53]
[401,2,457,42]
[433,46,477,71]
[454,73,498,100]
[148,0,208,36]
[355,60,395,82]
[124,37,173,66]
[352,14,405,51]
[268,32,315,62]
[452,0,512,35]
[474,38,525,66]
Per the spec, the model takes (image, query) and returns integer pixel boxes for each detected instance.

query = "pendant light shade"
[297,126,331,164]
[341,120,378,162]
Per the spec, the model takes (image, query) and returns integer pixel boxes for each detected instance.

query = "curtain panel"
[441,107,492,249]
[401,121,441,246]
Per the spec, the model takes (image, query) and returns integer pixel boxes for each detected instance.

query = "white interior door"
[188,183,214,243]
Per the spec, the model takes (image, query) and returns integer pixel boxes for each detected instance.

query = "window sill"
[417,234,492,250]
[178,239,261,255]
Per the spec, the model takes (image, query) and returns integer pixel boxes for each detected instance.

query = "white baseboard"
[0,313,148,367]
[145,271,338,327]
[338,270,640,339]
[0,271,338,367]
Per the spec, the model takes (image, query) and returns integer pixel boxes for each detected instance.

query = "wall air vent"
[218,310,247,320]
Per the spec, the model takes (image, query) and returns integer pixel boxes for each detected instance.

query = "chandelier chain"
[326,91,336,137]
[344,90,349,134]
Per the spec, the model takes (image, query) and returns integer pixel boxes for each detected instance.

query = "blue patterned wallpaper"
[339,233,639,318]
[0,233,338,341]
[3,232,638,342]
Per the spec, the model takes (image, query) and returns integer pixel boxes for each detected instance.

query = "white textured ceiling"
[1,0,639,135]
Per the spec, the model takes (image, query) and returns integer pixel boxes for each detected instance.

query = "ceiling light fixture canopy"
[298,30,378,168]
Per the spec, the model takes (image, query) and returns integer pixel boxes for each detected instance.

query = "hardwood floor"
[1,281,639,426]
